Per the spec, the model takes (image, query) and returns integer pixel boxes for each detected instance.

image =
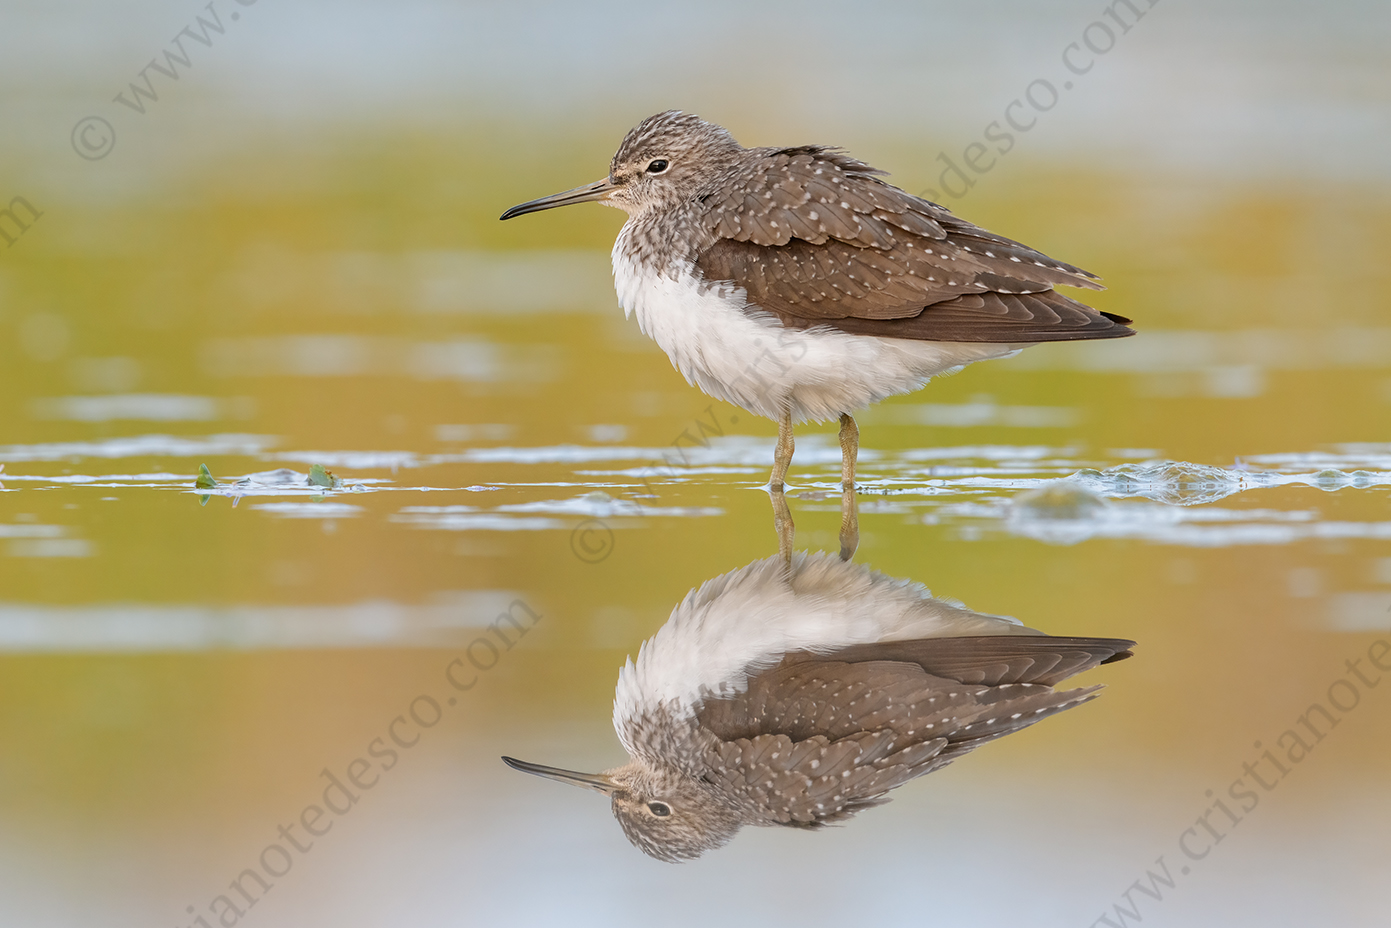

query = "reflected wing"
[825,634,1136,687]
[693,147,1133,343]
[696,636,1134,825]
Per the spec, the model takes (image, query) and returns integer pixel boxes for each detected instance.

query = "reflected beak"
[499,178,616,220]
[501,756,618,795]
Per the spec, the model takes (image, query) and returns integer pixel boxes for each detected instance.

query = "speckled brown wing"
[693,146,1133,343]
[695,635,1131,826]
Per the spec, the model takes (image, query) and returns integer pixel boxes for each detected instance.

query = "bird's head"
[501,755,742,862]
[500,111,744,221]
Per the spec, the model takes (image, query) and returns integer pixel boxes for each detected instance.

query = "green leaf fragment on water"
[308,464,340,489]
[196,464,218,489]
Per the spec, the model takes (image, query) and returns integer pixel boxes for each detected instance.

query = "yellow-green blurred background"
[1,1,1389,926]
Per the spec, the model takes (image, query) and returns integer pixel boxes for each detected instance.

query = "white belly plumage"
[612,239,1024,424]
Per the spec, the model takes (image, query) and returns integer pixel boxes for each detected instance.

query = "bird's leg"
[837,413,859,560]
[838,484,859,562]
[838,413,858,492]
[771,482,795,572]
[765,409,796,572]
[770,409,794,491]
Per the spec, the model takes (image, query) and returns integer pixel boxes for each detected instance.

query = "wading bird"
[501,111,1133,495]
[503,550,1134,861]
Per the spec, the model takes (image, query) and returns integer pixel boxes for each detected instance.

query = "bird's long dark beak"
[501,756,618,794]
[499,178,616,220]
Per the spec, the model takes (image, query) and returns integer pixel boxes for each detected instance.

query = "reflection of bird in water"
[504,552,1134,861]
[501,111,1133,498]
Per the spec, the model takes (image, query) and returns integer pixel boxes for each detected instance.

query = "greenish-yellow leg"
[770,409,794,491]
[771,484,795,571]
[839,413,858,491]
[838,413,859,559]
[838,486,859,561]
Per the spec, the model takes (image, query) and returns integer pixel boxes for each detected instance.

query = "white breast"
[612,227,1024,424]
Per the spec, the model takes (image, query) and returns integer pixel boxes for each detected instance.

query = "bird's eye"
[646,160,669,174]
[647,801,671,817]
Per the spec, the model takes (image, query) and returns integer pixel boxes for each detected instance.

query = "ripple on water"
[0,434,1388,550]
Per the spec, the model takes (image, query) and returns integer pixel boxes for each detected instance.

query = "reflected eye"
[648,801,671,817]
[646,159,669,174]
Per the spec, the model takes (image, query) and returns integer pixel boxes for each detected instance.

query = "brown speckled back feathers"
[684,143,1132,342]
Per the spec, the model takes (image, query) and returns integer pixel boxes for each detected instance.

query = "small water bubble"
[1314,469,1348,491]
